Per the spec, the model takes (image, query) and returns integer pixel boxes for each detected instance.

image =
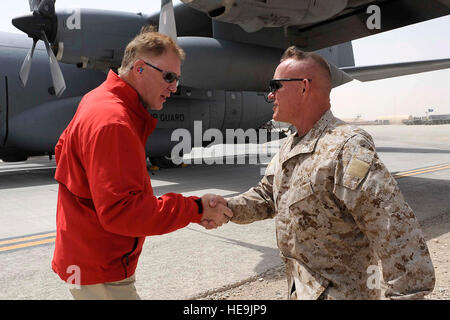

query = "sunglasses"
[140,60,180,85]
[269,78,312,93]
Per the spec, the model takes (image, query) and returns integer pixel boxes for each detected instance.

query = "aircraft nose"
[12,13,57,42]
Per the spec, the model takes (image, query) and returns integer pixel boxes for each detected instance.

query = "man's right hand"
[199,194,233,230]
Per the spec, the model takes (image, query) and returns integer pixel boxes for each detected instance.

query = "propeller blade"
[28,0,55,17]
[37,0,55,17]
[42,31,66,97]
[19,38,38,87]
[159,0,177,42]
[28,0,40,12]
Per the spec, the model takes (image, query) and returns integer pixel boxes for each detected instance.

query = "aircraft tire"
[149,156,181,168]
[0,154,29,162]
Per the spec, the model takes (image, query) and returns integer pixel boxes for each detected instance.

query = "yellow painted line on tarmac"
[0,232,56,246]
[394,164,450,179]
[394,163,450,175]
[0,238,55,252]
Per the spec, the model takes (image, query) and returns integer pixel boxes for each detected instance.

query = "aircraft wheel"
[1,154,28,162]
[149,156,182,168]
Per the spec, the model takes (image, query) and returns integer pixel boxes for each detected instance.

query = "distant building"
[375,115,413,125]
[429,114,450,121]
[342,119,377,125]
[404,114,450,125]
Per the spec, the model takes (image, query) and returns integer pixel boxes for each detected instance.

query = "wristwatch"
[194,198,203,214]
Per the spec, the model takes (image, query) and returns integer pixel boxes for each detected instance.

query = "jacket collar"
[280,109,335,165]
[103,70,157,136]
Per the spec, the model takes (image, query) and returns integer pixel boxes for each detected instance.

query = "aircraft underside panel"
[208,0,450,51]
[222,91,243,131]
[181,0,353,32]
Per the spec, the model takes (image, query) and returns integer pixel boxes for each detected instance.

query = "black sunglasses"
[269,78,312,93]
[140,60,180,85]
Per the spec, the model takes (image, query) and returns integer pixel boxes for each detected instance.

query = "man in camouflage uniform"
[226,47,435,300]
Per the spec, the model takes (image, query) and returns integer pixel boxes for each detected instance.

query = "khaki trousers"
[69,275,141,300]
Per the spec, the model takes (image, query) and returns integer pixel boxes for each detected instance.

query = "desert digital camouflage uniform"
[228,110,435,300]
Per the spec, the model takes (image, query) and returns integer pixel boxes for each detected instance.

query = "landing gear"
[1,155,29,162]
[149,156,182,169]
[0,150,29,162]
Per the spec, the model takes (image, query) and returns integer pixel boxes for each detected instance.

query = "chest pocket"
[287,181,314,209]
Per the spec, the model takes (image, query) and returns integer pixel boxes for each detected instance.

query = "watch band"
[194,198,203,214]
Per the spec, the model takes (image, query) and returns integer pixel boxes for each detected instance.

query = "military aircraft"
[1,0,449,167]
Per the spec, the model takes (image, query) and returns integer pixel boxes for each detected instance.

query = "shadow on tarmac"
[377,147,450,154]
[150,162,267,196]
[397,176,450,239]
[0,169,56,189]
[398,176,450,216]
[187,226,282,275]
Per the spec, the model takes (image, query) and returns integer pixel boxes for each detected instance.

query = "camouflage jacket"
[228,110,435,300]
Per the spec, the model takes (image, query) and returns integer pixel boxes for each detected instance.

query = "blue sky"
[1,1,449,120]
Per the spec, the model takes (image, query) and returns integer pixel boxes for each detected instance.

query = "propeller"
[159,0,178,42]
[28,0,55,17]
[12,0,66,97]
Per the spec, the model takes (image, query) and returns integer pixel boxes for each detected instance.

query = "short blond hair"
[118,25,185,75]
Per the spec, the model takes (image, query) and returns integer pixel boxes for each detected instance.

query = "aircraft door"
[222,91,242,130]
[0,75,7,146]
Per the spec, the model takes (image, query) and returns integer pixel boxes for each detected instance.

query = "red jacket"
[52,70,202,285]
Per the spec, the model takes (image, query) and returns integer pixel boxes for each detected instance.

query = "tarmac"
[0,124,449,300]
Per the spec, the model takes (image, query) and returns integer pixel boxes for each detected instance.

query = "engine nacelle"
[178,37,283,92]
[53,9,150,70]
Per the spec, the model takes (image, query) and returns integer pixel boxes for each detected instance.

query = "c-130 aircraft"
[0,0,449,167]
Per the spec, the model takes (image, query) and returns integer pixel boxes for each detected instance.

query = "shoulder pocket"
[343,149,374,190]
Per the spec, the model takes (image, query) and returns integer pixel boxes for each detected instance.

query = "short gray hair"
[281,46,331,84]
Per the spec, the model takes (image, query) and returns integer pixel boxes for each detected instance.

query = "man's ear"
[301,79,309,94]
[133,60,145,74]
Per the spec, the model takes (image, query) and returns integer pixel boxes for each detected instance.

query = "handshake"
[198,194,233,230]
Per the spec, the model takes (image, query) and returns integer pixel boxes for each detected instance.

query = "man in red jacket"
[52,29,232,300]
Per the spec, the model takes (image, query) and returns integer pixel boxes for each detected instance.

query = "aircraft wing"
[179,0,450,51]
[342,58,450,82]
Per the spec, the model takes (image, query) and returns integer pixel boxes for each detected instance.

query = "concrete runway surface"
[0,124,449,299]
